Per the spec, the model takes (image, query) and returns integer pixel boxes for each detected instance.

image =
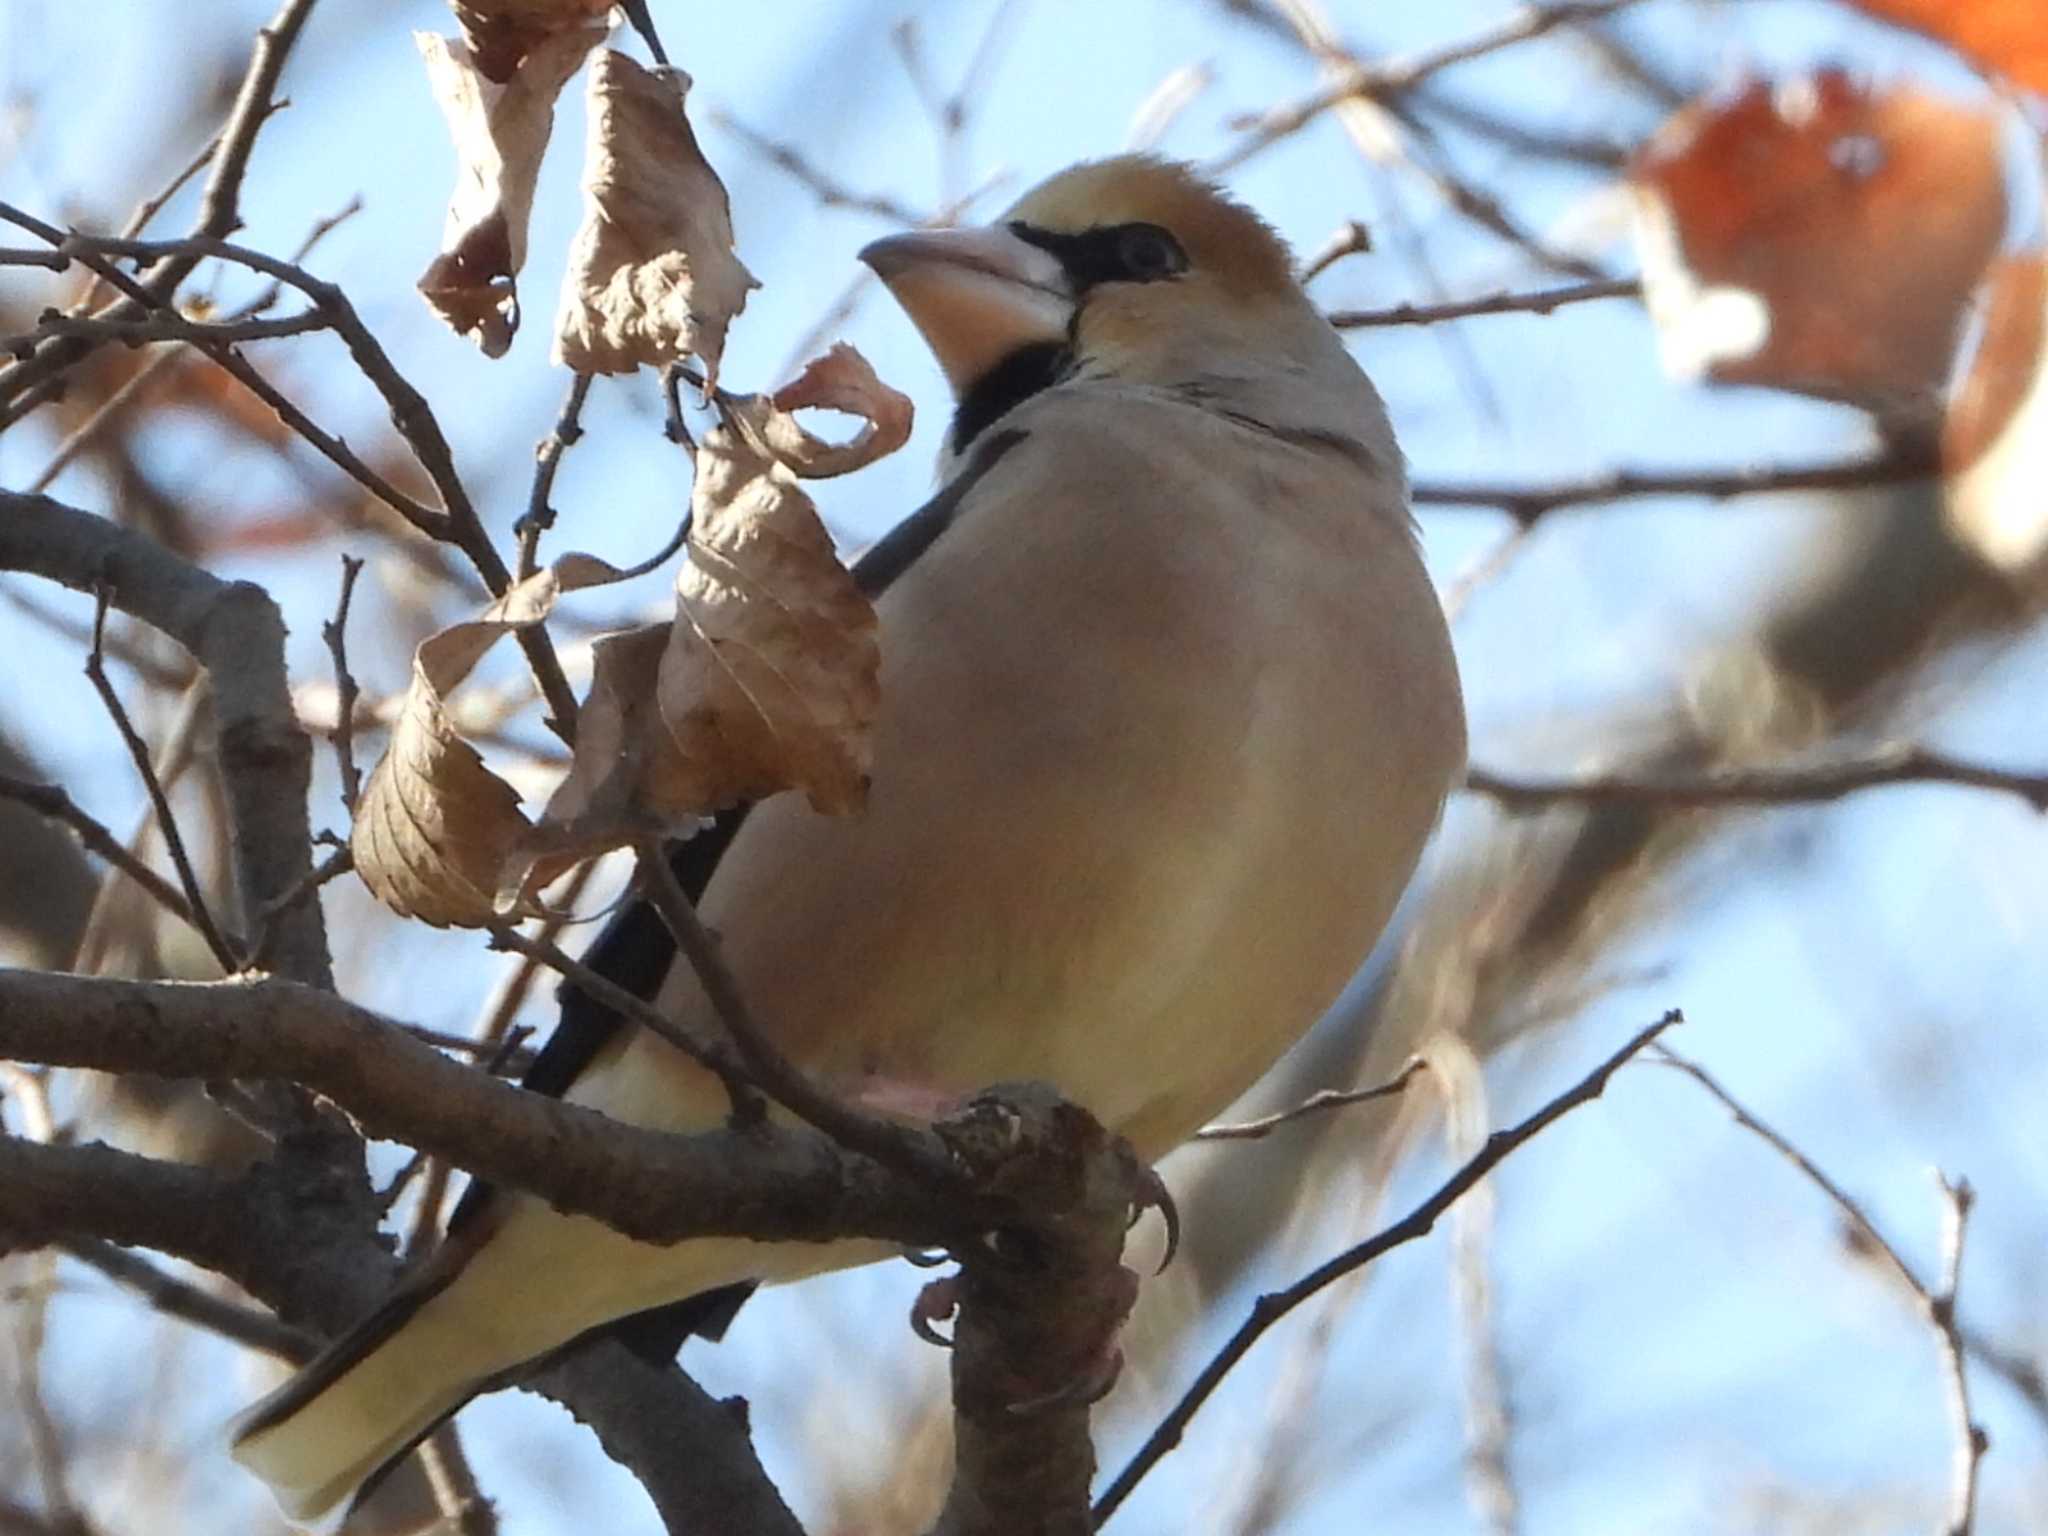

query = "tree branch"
[1093,1010,1681,1526]
[0,0,317,412]
[84,587,243,971]
[0,968,993,1253]
[0,489,329,985]
[928,1086,1152,1536]
[0,1130,803,1536]
[0,772,207,941]
[1651,1048,1988,1536]
[64,228,581,739]
[635,841,961,1183]
[1465,748,2048,815]
[1329,277,1638,329]
[1193,1058,1426,1141]
[1411,448,1937,524]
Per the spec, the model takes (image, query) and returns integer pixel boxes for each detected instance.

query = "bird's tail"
[228,1264,492,1531]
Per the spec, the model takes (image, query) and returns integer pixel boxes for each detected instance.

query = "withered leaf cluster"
[353,5,913,928]
[1627,28,2048,574]
[352,349,911,928]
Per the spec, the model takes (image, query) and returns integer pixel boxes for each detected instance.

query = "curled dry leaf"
[554,50,758,382]
[657,411,883,817]
[503,355,903,895]
[352,555,626,928]
[417,25,603,358]
[1852,0,2048,98]
[1944,254,2048,574]
[448,0,615,82]
[354,347,906,928]
[742,342,917,478]
[1630,73,2006,413]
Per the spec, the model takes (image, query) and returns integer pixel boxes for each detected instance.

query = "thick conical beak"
[860,225,1073,393]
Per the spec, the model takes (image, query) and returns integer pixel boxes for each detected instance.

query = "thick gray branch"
[0,1133,801,1535]
[0,490,329,984]
[0,967,972,1252]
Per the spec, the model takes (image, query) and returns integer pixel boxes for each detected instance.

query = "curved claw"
[900,1246,952,1269]
[910,1274,961,1348]
[1131,1166,1180,1274]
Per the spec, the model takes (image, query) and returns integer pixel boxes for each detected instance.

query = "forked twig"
[84,588,241,971]
[1094,1010,1682,1524]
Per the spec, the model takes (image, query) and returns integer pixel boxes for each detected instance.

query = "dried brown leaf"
[736,342,917,479]
[448,0,614,82]
[416,26,602,358]
[1944,253,2048,573]
[656,416,881,818]
[553,50,758,381]
[498,350,905,893]
[1630,73,2006,412]
[356,347,908,927]
[496,624,690,908]
[1852,0,2048,97]
[352,555,626,928]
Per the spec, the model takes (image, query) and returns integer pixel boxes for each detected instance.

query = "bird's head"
[862,156,1360,458]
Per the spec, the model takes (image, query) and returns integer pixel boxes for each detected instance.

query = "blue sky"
[3,1,2046,1532]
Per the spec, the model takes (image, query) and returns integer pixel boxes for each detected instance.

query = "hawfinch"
[233,154,1466,1525]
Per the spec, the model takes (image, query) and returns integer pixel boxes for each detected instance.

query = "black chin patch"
[950,340,1072,455]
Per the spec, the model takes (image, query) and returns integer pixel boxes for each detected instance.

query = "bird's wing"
[437,425,1036,1354]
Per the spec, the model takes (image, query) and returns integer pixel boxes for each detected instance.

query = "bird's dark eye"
[1006,219,1189,291]
[1115,223,1187,282]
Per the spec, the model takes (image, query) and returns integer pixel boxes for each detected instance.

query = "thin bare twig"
[70,674,213,975]
[1299,220,1374,283]
[0,772,205,938]
[10,307,330,351]
[84,589,241,972]
[112,130,222,238]
[1650,1049,1987,1535]
[1465,748,2048,815]
[1433,1036,1520,1536]
[63,1238,313,1360]
[403,1022,539,1068]
[713,113,928,224]
[1228,0,1649,164]
[1094,1010,1682,1524]
[416,1430,499,1536]
[0,1070,82,1535]
[633,841,959,1183]
[1195,1057,1426,1140]
[48,226,580,737]
[25,197,362,496]
[1331,277,1638,328]
[1935,1177,1986,1536]
[1411,448,1938,523]
[1443,522,1536,624]
[27,347,187,493]
[517,373,594,580]
[247,841,353,971]
[484,921,760,1107]
[0,0,317,414]
[1410,86,1628,171]
[322,554,366,814]
[0,247,68,271]
[471,862,600,1053]
[1126,62,1216,151]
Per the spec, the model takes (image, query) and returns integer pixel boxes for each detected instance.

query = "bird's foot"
[1004,1262,1140,1415]
[1131,1163,1180,1273]
[910,1273,961,1347]
[845,1073,970,1124]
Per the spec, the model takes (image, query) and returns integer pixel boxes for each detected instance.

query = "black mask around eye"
[1008,220,1191,292]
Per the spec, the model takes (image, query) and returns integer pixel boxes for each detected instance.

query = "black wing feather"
[444,425,1032,1353]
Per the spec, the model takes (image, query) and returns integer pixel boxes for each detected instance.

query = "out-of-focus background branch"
[1,1,2045,1533]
